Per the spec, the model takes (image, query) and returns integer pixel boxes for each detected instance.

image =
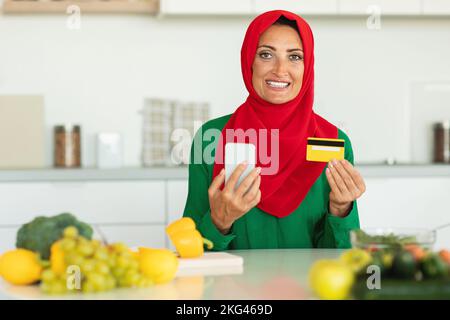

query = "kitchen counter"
[0,164,450,182]
[0,249,342,300]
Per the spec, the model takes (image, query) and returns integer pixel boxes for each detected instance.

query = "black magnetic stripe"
[307,139,345,147]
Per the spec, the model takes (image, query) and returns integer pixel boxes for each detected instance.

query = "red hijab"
[212,10,338,218]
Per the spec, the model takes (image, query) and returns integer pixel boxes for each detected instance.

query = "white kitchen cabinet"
[166,180,189,249]
[253,0,338,15]
[160,0,253,15]
[358,177,450,249]
[338,0,422,15]
[0,181,165,225]
[167,180,189,224]
[422,0,450,15]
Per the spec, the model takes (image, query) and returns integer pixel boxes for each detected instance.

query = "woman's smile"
[265,80,291,90]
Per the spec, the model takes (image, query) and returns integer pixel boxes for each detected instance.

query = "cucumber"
[352,279,450,300]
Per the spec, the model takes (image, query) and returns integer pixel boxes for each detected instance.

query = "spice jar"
[54,125,81,168]
[433,121,450,163]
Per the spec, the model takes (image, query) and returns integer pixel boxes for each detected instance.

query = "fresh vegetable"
[50,241,65,275]
[314,237,450,299]
[352,279,450,300]
[391,251,417,279]
[352,229,418,249]
[16,213,93,260]
[421,253,449,279]
[439,249,450,265]
[166,217,213,258]
[309,260,354,300]
[368,251,387,275]
[138,248,178,284]
[404,244,427,262]
[0,249,43,285]
[380,251,394,269]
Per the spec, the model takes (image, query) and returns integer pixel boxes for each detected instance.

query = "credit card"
[306,137,345,163]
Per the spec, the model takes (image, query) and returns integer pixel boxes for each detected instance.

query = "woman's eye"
[259,52,272,59]
[290,54,303,61]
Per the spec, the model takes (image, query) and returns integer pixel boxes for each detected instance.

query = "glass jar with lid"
[433,121,450,163]
[54,124,81,168]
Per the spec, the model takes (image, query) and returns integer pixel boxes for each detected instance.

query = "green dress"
[183,114,360,250]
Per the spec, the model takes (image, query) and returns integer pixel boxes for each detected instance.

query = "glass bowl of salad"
[350,228,436,250]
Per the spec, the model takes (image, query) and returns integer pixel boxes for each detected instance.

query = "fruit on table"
[340,249,372,274]
[16,213,93,260]
[40,226,153,295]
[0,249,42,285]
[309,260,354,300]
[138,248,178,284]
[166,217,213,258]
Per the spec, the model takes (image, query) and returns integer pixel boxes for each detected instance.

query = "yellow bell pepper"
[50,241,65,275]
[166,217,213,258]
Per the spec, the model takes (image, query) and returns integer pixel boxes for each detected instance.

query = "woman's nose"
[273,59,289,77]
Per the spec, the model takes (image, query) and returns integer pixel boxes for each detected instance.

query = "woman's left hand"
[325,159,366,217]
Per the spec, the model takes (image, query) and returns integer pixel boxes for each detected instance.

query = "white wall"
[1,14,450,166]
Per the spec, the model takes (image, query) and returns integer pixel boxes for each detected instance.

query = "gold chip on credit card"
[306,137,345,163]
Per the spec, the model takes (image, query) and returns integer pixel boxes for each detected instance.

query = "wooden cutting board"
[176,252,244,277]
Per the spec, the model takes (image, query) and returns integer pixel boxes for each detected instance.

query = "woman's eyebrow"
[258,45,303,52]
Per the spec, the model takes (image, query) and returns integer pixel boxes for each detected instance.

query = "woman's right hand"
[208,162,262,234]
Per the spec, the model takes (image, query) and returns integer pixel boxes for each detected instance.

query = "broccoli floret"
[16,212,93,259]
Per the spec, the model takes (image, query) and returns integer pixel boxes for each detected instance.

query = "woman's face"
[252,24,304,104]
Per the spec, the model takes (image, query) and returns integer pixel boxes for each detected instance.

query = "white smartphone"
[225,143,256,190]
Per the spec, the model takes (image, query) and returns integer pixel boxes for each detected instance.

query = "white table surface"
[0,249,343,300]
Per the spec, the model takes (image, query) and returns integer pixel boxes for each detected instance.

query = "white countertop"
[0,249,341,300]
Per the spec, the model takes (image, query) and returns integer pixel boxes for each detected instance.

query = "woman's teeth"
[266,80,290,88]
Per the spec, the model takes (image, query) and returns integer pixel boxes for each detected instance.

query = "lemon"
[340,249,372,274]
[309,260,354,300]
[0,249,42,285]
[138,248,178,284]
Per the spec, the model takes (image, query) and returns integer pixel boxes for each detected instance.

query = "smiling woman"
[182,10,365,251]
[252,16,305,104]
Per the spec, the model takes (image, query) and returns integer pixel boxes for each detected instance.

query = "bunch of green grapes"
[108,242,153,289]
[40,269,69,295]
[40,226,153,295]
